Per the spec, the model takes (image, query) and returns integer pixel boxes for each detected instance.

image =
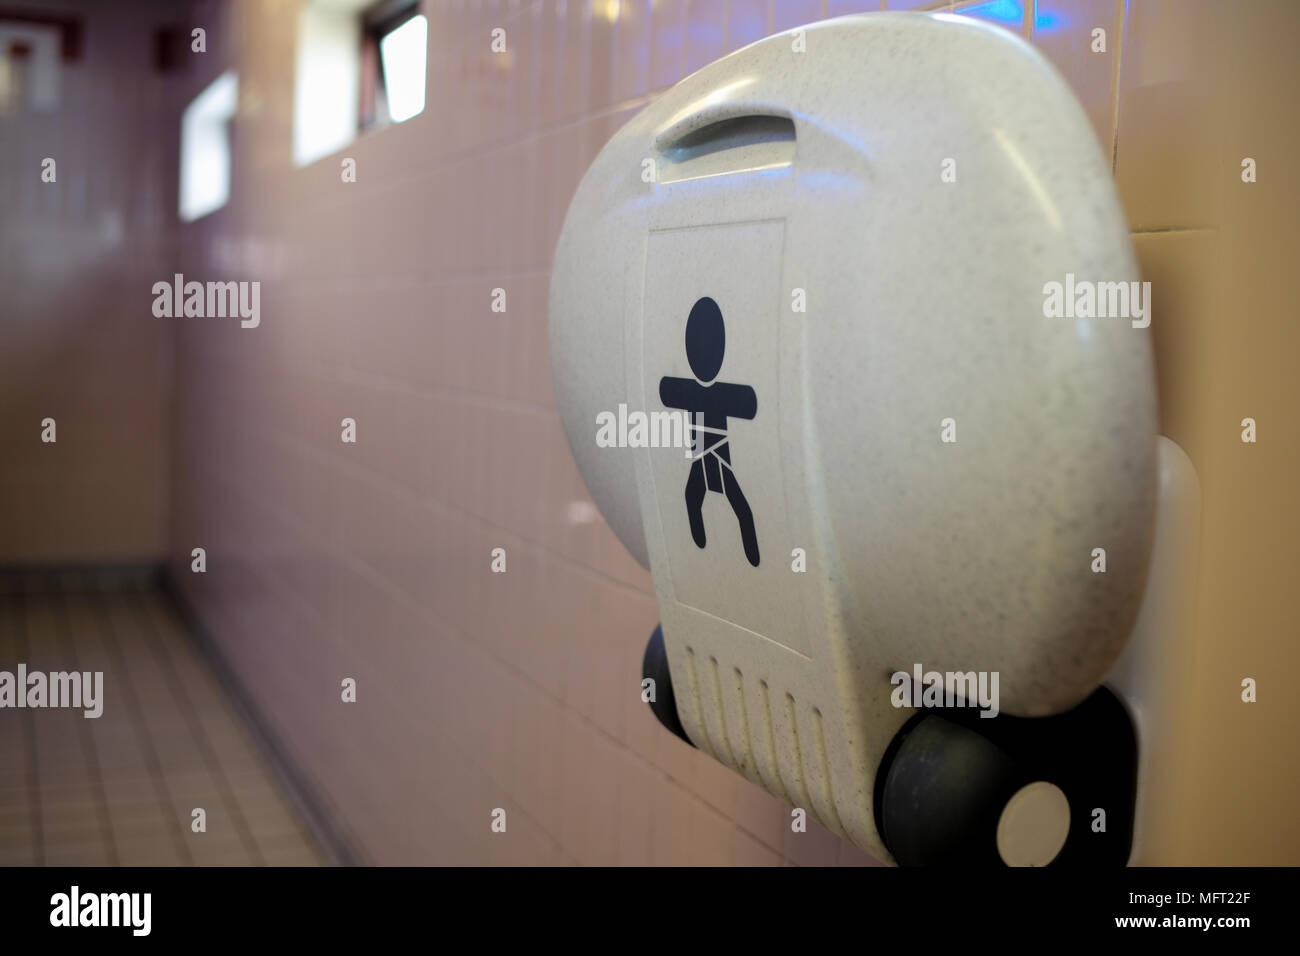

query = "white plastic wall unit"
[549,13,1189,865]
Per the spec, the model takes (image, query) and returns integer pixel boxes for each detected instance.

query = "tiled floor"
[0,574,326,866]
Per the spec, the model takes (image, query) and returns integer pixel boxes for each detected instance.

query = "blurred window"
[293,0,425,167]
[179,70,238,222]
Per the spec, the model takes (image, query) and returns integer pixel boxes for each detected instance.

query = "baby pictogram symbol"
[659,296,760,567]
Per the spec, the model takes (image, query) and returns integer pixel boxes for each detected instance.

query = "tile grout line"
[210,543,792,861]
[53,584,120,865]
[91,591,195,865]
[183,463,797,856]
[1131,227,1217,237]
[133,590,266,865]
[14,591,45,866]
[1109,0,1127,175]
[262,426,652,600]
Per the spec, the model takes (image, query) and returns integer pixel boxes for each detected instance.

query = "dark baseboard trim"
[158,570,367,867]
[0,562,163,594]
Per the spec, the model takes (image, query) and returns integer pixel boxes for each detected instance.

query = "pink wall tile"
[726,0,770,50]
[615,0,654,101]
[686,0,728,73]
[827,2,882,18]
[772,1,826,32]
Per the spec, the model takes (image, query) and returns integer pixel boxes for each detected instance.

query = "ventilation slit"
[732,667,756,779]
[784,693,817,824]
[757,680,789,803]
[708,656,739,769]
[812,707,845,836]
[683,648,716,759]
